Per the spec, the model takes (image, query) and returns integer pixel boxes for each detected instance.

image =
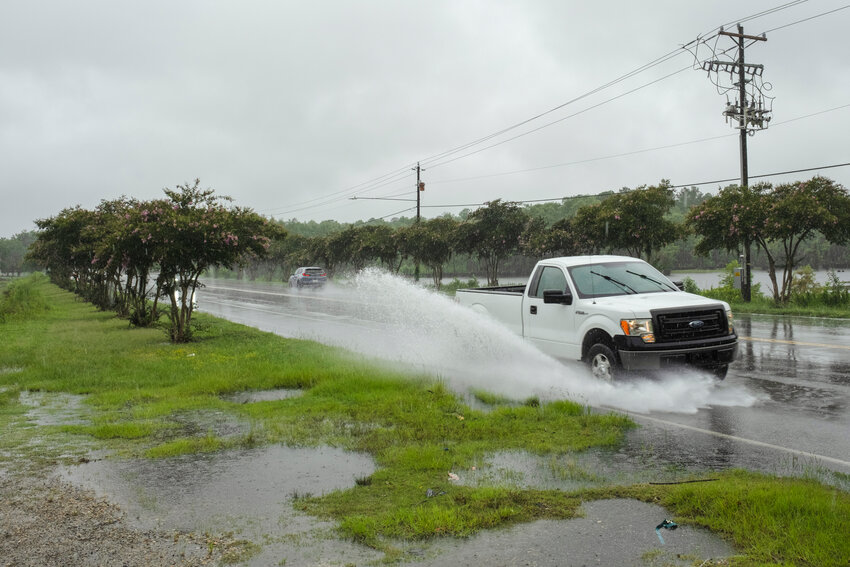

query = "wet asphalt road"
[196,278,850,479]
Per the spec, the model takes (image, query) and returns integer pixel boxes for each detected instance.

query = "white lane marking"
[610,408,850,469]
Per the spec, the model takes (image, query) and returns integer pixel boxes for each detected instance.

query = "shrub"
[0,274,50,322]
[441,276,480,295]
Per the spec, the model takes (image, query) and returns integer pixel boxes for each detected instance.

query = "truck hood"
[584,291,730,318]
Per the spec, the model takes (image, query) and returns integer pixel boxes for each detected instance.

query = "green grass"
[588,471,850,567]
[2,276,850,565]
[727,298,850,319]
[0,274,51,322]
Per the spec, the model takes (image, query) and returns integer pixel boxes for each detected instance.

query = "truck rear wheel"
[587,343,618,383]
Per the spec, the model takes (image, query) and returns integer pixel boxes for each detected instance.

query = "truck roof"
[539,255,647,268]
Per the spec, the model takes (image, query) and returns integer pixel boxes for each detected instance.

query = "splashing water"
[329,269,763,414]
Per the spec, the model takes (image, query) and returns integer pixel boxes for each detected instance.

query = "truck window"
[568,261,676,298]
[530,266,568,298]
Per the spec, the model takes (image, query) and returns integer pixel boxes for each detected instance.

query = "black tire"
[712,364,728,380]
[587,343,618,383]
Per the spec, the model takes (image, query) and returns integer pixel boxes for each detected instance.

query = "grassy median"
[2,275,849,566]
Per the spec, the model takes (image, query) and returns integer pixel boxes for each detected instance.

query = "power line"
[269,172,414,216]
[763,3,850,33]
[668,161,850,188]
[415,161,850,210]
[270,3,848,218]
[285,100,849,219]
[374,206,416,221]
[366,5,834,188]
[423,65,694,170]
[424,103,850,186]
[418,0,823,172]
[716,0,810,32]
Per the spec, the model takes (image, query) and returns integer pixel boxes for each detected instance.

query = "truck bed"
[455,285,526,337]
[456,284,526,295]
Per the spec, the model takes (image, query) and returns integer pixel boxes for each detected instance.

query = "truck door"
[522,265,579,361]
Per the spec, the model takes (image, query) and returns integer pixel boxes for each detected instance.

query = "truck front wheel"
[587,343,618,383]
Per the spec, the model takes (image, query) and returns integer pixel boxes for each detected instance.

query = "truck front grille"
[654,308,728,341]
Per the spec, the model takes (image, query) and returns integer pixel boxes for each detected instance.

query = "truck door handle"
[530,306,537,315]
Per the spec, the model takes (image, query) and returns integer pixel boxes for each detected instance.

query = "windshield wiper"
[626,269,677,291]
[590,270,637,294]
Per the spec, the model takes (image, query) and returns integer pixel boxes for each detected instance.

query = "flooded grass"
[3,278,850,565]
[222,388,303,404]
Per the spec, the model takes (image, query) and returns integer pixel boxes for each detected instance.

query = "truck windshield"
[568,261,677,298]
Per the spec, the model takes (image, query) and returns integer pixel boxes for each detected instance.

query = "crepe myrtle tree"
[403,216,458,289]
[84,199,131,313]
[116,198,174,326]
[687,176,850,304]
[686,182,765,298]
[572,183,680,263]
[520,216,581,258]
[348,224,402,273]
[765,177,850,303]
[456,199,528,286]
[29,206,99,291]
[152,180,284,342]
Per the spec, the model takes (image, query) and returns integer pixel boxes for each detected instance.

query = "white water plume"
[332,269,763,415]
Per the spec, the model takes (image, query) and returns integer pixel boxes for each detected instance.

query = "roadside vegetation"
[683,261,850,318]
[2,275,849,566]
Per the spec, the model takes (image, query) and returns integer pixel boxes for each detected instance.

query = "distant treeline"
[250,181,850,281]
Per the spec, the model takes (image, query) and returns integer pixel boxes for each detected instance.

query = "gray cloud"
[2,0,848,236]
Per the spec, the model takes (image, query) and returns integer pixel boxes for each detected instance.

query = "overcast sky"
[2,0,848,238]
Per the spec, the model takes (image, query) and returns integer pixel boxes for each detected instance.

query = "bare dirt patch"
[0,472,246,567]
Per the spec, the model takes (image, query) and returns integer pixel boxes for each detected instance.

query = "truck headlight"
[620,318,655,343]
[726,309,734,334]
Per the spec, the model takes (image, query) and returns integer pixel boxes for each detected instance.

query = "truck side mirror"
[543,289,573,305]
[672,280,685,291]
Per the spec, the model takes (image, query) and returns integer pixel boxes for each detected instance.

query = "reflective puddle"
[60,445,379,565]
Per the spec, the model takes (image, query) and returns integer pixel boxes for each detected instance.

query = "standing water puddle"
[222,388,303,404]
[60,445,380,565]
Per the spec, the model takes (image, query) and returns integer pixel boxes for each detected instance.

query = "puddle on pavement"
[222,388,303,404]
[59,445,381,566]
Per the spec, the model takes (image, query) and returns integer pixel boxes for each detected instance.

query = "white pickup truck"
[455,255,738,381]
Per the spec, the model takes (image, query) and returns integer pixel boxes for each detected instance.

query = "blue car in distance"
[289,267,328,289]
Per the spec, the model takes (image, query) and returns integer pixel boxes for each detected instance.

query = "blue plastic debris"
[655,518,678,544]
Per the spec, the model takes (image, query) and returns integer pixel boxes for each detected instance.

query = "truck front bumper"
[613,335,738,371]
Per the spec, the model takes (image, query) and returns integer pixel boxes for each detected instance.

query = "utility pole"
[413,162,425,281]
[702,24,769,302]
